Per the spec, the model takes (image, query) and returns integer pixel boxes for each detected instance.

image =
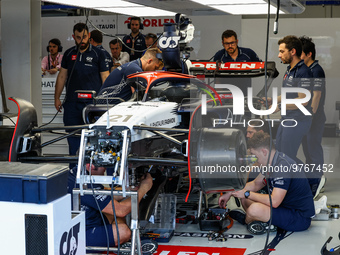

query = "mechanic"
[122,17,146,61]
[41,38,63,76]
[109,39,130,71]
[219,132,315,233]
[54,23,110,161]
[98,48,163,103]
[299,36,326,198]
[90,29,113,71]
[67,164,153,248]
[213,29,261,96]
[264,35,313,164]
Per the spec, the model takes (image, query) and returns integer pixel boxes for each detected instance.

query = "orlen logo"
[124,17,175,27]
[159,36,181,49]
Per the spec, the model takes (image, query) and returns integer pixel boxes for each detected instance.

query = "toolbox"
[0,162,68,204]
[199,208,229,231]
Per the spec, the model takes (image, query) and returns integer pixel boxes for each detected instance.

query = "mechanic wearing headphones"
[54,23,110,161]
[122,17,147,61]
[220,132,315,234]
[98,48,163,103]
[300,36,326,198]
[41,38,63,75]
[67,164,153,247]
[213,30,261,96]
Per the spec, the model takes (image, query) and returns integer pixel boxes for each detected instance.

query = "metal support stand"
[72,189,141,255]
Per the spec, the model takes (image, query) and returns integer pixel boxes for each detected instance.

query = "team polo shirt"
[213,46,261,62]
[309,60,326,116]
[61,45,109,102]
[122,32,146,61]
[99,59,143,102]
[97,45,113,71]
[282,60,313,119]
[67,167,111,229]
[262,151,315,218]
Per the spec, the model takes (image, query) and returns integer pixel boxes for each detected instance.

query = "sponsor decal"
[59,223,80,255]
[124,17,175,27]
[159,36,181,49]
[72,55,77,61]
[191,61,264,71]
[86,56,93,63]
[150,118,176,127]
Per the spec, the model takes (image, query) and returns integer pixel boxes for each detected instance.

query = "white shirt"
[113,51,130,65]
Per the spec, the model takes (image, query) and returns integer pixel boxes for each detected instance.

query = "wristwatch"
[244,190,250,199]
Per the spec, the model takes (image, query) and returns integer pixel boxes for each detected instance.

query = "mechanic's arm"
[100,70,110,84]
[219,173,265,208]
[54,67,67,112]
[102,173,153,218]
[311,90,321,114]
[233,187,287,208]
[283,91,311,110]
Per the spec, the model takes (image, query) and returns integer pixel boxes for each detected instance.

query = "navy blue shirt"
[309,60,326,117]
[122,33,146,61]
[97,45,113,71]
[282,60,313,119]
[61,45,109,102]
[263,151,315,218]
[213,46,261,62]
[67,167,112,229]
[99,59,143,102]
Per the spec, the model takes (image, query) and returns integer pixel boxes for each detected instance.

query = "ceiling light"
[191,0,267,4]
[212,4,284,14]
[43,0,176,16]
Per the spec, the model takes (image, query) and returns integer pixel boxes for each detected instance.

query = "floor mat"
[154,244,246,255]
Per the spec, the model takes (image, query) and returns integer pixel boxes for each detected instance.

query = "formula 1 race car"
[4,14,279,207]
[5,58,278,197]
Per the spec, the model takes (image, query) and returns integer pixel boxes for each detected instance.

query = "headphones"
[47,38,63,53]
[127,17,144,30]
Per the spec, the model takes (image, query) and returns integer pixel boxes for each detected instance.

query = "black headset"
[46,38,63,53]
[127,17,144,30]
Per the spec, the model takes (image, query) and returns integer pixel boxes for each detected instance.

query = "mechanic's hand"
[42,68,46,76]
[218,192,232,209]
[139,173,153,193]
[261,97,272,106]
[54,98,62,112]
[231,189,246,199]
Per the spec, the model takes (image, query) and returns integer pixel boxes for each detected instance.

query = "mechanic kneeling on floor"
[67,164,153,248]
[219,132,315,234]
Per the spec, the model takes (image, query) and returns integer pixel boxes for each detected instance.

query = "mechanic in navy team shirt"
[122,17,147,61]
[213,29,261,96]
[300,36,326,197]
[219,132,315,233]
[265,35,313,164]
[68,164,153,247]
[55,23,110,160]
[90,29,114,71]
[98,48,163,103]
